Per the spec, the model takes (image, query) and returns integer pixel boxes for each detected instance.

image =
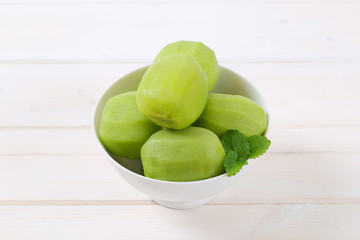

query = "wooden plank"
[0,205,359,239]
[0,155,149,201]
[0,2,359,62]
[0,63,142,127]
[216,152,360,204]
[0,126,358,155]
[0,62,359,127]
[2,126,359,203]
[225,62,360,127]
[0,128,99,155]
[0,153,359,203]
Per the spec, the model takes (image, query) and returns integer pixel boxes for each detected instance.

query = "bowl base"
[153,197,213,210]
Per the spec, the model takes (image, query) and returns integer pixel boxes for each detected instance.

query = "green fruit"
[137,54,208,130]
[99,91,161,159]
[141,127,225,182]
[195,93,267,138]
[154,41,220,91]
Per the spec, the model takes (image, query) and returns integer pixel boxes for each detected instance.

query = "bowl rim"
[92,65,267,185]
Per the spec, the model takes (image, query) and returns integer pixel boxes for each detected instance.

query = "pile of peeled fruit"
[99,41,269,182]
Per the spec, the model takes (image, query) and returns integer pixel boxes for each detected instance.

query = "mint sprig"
[221,130,271,177]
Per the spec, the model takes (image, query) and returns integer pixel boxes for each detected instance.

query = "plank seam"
[1,151,360,157]
[0,1,358,6]
[1,124,360,129]
[0,200,359,206]
[1,59,360,64]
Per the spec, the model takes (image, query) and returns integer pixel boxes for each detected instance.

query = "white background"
[0,0,359,239]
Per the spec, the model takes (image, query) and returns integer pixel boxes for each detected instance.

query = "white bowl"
[93,66,268,209]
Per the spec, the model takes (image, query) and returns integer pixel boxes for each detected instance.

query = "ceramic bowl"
[93,66,268,209]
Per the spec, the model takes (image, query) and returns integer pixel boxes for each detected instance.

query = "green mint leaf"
[221,130,250,159]
[224,150,248,177]
[221,129,271,177]
[247,135,271,159]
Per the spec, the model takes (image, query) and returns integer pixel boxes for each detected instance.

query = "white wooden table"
[1,1,359,239]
